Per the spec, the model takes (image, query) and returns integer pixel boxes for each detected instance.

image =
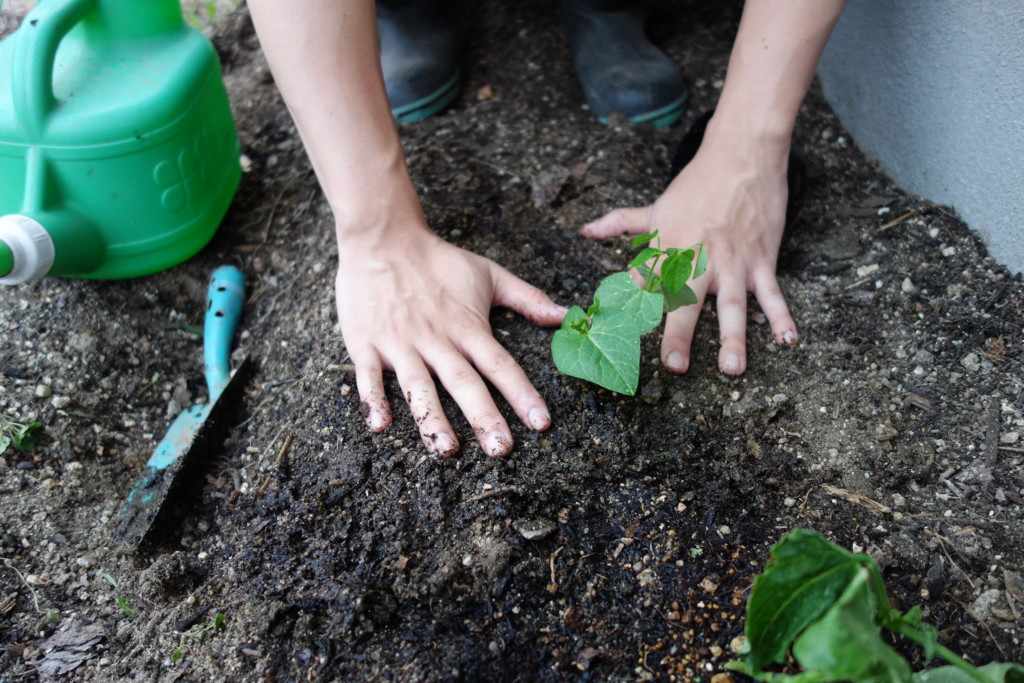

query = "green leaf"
[743,529,874,672]
[725,661,836,683]
[912,663,1024,683]
[0,434,10,455]
[594,272,664,335]
[661,250,693,295]
[561,305,590,335]
[663,284,698,311]
[628,247,662,269]
[551,307,641,395]
[171,649,183,663]
[586,298,601,319]
[11,422,41,451]
[214,613,226,630]
[694,243,708,278]
[631,231,659,249]
[791,567,912,682]
[893,606,939,661]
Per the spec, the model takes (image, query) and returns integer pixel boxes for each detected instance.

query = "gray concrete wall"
[817,0,1024,274]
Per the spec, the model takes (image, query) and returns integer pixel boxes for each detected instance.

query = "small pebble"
[51,396,71,409]
[784,497,797,507]
[35,384,52,398]
[960,353,981,372]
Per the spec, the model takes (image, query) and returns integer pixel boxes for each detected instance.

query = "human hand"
[580,123,798,376]
[335,230,566,457]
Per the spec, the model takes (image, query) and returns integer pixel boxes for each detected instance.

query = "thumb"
[580,206,651,239]
[491,266,567,328]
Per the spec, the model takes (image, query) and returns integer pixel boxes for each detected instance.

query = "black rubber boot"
[376,0,463,123]
[559,0,687,127]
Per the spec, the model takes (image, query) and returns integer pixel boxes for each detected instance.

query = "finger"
[715,278,749,376]
[428,350,514,457]
[461,332,551,432]
[579,206,651,239]
[660,275,709,374]
[352,349,393,433]
[491,265,567,327]
[391,355,460,457]
[752,267,798,346]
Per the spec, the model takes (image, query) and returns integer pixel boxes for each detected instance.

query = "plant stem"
[888,621,993,683]
[643,236,664,293]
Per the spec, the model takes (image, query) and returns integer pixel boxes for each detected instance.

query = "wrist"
[701,110,792,172]
[329,158,431,247]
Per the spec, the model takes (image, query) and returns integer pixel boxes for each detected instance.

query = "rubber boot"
[377,0,463,123]
[559,0,686,128]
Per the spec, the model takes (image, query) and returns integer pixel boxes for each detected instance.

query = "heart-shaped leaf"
[594,272,664,335]
[551,306,641,395]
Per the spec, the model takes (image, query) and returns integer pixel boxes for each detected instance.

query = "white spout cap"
[0,215,55,285]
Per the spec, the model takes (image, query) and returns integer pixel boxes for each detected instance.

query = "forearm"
[710,0,846,153]
[247,0,425,241]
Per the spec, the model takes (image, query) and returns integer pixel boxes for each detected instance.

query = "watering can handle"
[12,0,97,141]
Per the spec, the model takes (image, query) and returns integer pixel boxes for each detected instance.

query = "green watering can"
[0,0,240,285]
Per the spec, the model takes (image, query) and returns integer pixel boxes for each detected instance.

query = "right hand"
[335,228,566,458]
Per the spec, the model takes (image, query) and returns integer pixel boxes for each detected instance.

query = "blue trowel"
[113,265,251,547]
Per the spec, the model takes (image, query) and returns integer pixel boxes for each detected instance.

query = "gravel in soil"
[1,1,1023,680]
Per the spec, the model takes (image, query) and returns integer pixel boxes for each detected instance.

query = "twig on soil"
[821,486,891,514]
[926,530,977,590]
[957,599,1008,659]
[466,486,516,503]
[875,208,921,233]
[796,487,815,517]
[257,433,294,498]
[2,558,41,614]
[548,546,564,593]
[998,446,1024,453]
[326,364,356,373]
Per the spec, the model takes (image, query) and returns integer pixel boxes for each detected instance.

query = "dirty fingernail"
[528,407,550,431]
[722,353,741,374]
[781,330,797,346]
[427,432,458,456]
[666,351,688,373]
[363,405,388,432]
[485,431,513,457]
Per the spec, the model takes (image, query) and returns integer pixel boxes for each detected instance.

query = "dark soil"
[2,1,1022,681]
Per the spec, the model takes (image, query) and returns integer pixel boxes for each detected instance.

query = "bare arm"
[248,0,566,457]
[583,0,846,375]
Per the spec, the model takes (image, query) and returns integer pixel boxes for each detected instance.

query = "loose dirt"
[1,2,1022,681]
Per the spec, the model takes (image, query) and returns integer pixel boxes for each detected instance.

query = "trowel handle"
[12,0,96,138]
[204,266,245,399]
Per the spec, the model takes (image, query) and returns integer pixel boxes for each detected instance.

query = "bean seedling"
[0,413,41,455]
[171,612,226,663]
[551,231,706,395]
[728,529,1024,682]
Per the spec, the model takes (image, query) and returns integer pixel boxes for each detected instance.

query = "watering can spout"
[0,212,104,285]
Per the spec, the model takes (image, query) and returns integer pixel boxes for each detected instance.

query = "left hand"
[580,122,798,376]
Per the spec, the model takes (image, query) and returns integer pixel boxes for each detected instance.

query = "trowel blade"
[113,356,250,547]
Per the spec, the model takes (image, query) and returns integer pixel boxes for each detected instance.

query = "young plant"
[551,231,706,395]
[0,413,41,455]
[171,612,226,663]
[727,529,1024,683]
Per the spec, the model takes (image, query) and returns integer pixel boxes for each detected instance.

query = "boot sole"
[392,73,462,124]
[597,92,687,129]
